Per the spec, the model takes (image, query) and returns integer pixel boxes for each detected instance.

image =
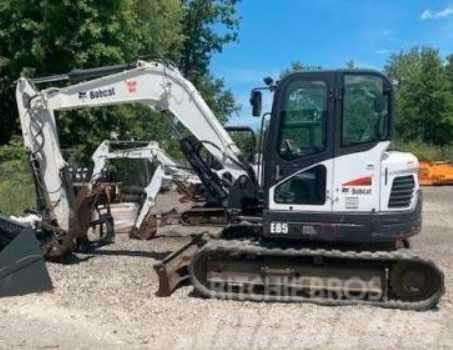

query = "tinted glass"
[342,75,389,146]
[278,81,327,160]
[274,165,326,205]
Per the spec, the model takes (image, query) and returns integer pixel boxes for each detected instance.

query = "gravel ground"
[1,187,452,350]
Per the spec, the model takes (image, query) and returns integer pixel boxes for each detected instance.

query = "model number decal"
[345,196,359,209]
[270,222,288,234]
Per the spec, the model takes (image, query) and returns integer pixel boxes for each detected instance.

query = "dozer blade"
[153,234,206,297]
[0,222,52,298]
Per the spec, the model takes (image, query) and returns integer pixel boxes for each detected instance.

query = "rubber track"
[190,239,445,311]
[181,207,228,226]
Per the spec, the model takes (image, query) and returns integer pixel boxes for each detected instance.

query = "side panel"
[332,143,389,212]
[380,151,420,212]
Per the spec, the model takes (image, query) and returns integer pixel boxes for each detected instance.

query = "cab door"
[332,72,392,212]
[264,72,336,213]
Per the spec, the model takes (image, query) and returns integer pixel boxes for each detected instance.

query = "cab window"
[274,165,326,205]
[342,75,390,146]
[278,81,327,160]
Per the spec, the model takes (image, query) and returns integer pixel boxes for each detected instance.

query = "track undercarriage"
[155,221,445,311]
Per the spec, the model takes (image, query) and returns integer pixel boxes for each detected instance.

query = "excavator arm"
[10,60,256,297]
[15,60,251,234]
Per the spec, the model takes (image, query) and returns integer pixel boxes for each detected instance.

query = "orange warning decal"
[342,176,372,186]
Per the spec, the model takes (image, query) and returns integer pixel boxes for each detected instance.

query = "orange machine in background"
[419,161,453,186]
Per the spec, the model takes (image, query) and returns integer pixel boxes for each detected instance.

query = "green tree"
[179,0,241,122]
[385,47,453,145]
[180,0,240,79]
[280,61,323,79]
[280,61,305,79]
[345,60,355,69]
[0,0,183,150]
[445,54,453,94]
[0,0,242,163]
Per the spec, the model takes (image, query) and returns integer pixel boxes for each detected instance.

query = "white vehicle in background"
[90,140,201,236]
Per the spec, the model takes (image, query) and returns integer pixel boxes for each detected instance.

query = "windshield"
[342,74,390,146]
[277,80,327,160]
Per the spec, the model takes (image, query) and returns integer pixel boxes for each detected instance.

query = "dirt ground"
[1,187,452,350]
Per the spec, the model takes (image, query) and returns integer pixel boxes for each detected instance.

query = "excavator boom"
[2,59,252,295]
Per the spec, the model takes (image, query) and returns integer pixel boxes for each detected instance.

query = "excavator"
[90,139,202,237]
[1,60,444,309]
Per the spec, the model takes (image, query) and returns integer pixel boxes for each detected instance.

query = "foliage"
[228,129,256,160]
[280,61,323,79]
[179,0,241,122]
[57,104,182,164]
[0,137,34,215]
[180,0,240,79]
[0,0,182,145]
[345,60,356,69]
[194,73,239,123]
[393,142,453,162]
[105,158,156,187]
[0,0,241,164]
[446,54,453,91]
[280,62,305,79]
[385,47,453,146]
[0,136,27,162]
[0,158,35,215]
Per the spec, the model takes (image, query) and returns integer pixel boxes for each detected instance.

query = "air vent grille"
[388,175,415,208]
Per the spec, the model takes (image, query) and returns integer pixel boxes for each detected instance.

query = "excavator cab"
[255,70,421,245]
[186,70,443,309]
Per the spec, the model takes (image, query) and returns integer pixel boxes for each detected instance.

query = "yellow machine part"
[419,161,453,186]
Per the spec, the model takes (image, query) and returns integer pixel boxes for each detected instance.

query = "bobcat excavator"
[2,60,444,309]
[90,139,202,237]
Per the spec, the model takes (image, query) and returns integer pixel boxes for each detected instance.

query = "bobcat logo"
[125,80,137,93]
[78,88,115,100]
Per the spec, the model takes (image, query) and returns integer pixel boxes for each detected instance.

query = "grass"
[393,142,453,162]
[0,159,35,216]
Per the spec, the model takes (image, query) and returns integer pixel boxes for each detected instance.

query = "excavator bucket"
[0,215,52,298]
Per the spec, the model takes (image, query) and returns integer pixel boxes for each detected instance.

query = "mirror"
[250,90,262,117]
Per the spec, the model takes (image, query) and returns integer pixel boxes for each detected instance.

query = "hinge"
[275,165,281,181]
[328,88,335,99]
[335,88,343,101]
